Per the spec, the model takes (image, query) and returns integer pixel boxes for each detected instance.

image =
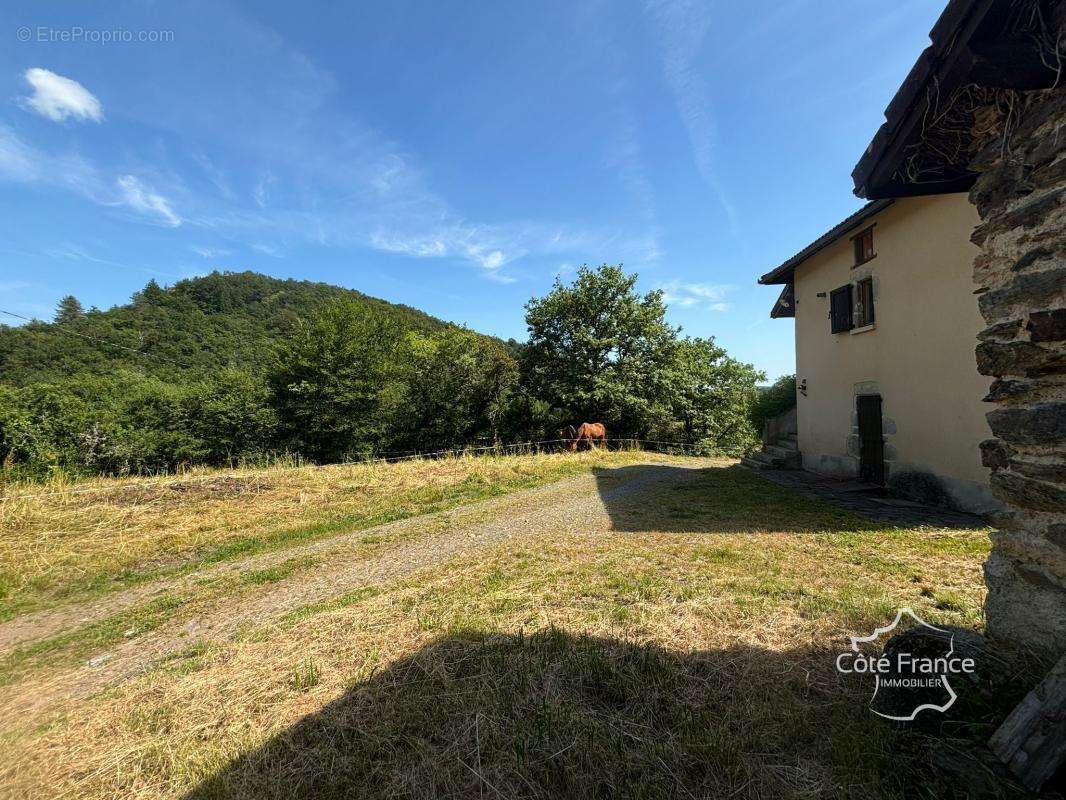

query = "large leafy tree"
[395,329,518,452]
[190,368,278,463]
[521,264,678,436]
[269,299,407,461]
[664,337,762,454]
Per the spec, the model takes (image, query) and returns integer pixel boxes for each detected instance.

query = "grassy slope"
[0,450,647,618]
[0,457,995,799]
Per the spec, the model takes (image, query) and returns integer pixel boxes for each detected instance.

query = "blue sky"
[0,0,945,379]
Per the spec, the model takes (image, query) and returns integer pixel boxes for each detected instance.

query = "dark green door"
[857,395,885,485]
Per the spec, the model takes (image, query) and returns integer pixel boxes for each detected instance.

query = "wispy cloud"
[644,0,738,235]
[659,279,735,311]
[21,68,103,123]
[115,175,182,227]
[251,242,282,257]
[5,8,656,284]
[0,124,99,192]
[369,228,521,281]
[253,172,276,208]
[0,125,39,181]
[43,241,182,279]
[601,94,662,265]
[191,151,235,201]
[0,125,184,229]
[0,280,34,293]
[190,245,231,259]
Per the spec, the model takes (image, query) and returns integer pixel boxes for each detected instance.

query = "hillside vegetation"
[0,265,763,479]
[0,270,455,385]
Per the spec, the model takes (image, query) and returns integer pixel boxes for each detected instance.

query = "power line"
[0,307,194,369]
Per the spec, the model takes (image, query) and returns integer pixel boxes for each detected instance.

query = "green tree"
[269,299,407,461]
[106,378,205,473]
[396,329,518,452]
[750,374,797,435]
[190,368,278,464]
[521,264,678,435]
[664,337,762,455]
[54,296,84,325]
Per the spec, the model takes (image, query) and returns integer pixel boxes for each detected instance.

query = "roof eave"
[757,199,893,285]
[852,0,1060,199]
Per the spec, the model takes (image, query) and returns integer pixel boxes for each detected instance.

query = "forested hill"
[0,271,459,385]
[0,264,765,480]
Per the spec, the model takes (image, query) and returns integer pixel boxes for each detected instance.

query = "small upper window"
[855,277,875,327]
[853,227,875,266]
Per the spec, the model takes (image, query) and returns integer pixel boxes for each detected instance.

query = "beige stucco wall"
[792,193,997,513]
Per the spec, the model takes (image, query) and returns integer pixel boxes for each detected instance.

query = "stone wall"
[969,87,1066,660]
[760,405,796,445]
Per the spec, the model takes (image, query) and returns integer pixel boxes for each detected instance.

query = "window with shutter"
[852,227,875,266]
[829,284,853,334]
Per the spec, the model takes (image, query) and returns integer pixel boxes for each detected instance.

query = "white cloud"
[659,280,734,311]
[115,175,182,227]
[368,229,521,281]
[21,68,103,123]
[7,10,663,284]
[467,246,506,271]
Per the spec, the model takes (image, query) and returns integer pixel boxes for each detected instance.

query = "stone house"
[842,0,1063,660]
[758,193,999,514]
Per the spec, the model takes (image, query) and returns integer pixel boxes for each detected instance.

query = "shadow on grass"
[185,628,922,800]
[593,463,887,534]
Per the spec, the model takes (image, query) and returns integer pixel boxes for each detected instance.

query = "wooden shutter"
[830,285,853,333]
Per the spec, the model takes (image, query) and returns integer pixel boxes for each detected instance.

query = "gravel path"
[0,458,689,652]
[0,457,707,723]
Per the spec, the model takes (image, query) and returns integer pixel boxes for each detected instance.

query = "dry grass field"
[0,452,997,799]
[0,450,650,621]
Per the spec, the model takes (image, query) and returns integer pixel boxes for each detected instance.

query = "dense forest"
[0,266,771,479]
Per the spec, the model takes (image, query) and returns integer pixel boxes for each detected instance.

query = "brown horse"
[560,422,607,451]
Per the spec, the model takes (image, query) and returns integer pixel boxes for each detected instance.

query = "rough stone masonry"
[971,86,1066,660]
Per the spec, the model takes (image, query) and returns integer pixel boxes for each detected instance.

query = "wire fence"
[0,437,705,502]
